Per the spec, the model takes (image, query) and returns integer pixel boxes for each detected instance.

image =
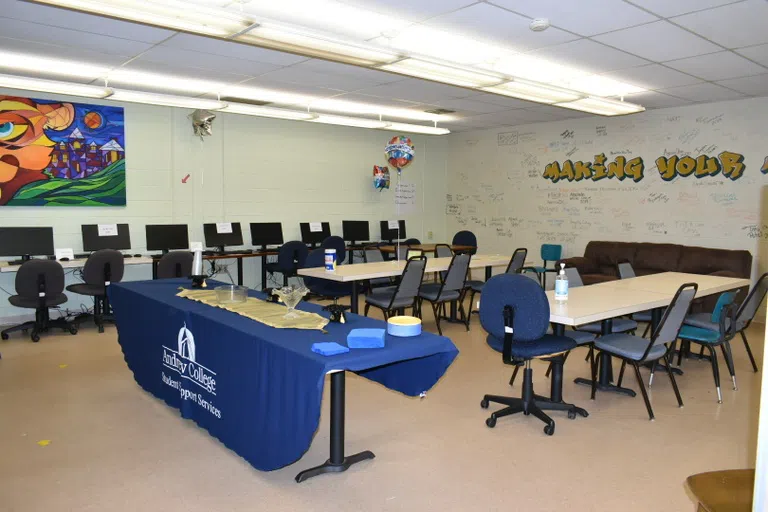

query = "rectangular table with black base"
[108,278,458,482]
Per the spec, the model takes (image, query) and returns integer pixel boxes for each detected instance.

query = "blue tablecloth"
[108,279,459,471]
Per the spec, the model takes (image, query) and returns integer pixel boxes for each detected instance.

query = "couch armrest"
[559,256,598,274]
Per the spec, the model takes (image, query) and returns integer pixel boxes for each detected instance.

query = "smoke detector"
[529,18,550,32]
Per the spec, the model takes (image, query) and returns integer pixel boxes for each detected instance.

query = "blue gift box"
[347,328,386,349]
[311,342,350,356]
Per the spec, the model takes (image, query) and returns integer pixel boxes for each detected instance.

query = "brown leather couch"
[560,241,752,310]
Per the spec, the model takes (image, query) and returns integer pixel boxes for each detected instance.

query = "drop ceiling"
[2,0,768,132]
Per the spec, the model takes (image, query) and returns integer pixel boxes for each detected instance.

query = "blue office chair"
[266,241,308,287]
[529,243,562,288]
[451,230,477,255]
[321,235,346,265]
[404,238,421,246]
[479,274,587,435]
[302,249,353,303]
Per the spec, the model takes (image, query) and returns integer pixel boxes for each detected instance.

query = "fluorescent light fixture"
[219,85,311,106]
[108,90,227,110]
[555,96,645,116]
[237,25,401,67]
[389,26,502,66]
[381,58,505,88]
[107,69,224,95]
[27,0,254,36]
[308,98,447,122]
[555,75,646,97]
[0,74,113,98]
[219,103,317,121]
[482,80,582,104]
[309,114,390,129]
[485,54,590,85]
[0,50,109,79]
[385,122,450,135]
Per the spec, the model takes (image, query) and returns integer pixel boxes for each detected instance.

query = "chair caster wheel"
[31,333,40,343]
[568,410,576,420]
[480,399,489,409]
[544,424,555,436]
[579,410,589,418]
[1,333,8,340]
[69,326,78,335]
[485,416,496,428]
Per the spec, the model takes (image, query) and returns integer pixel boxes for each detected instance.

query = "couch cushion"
[677,245,752,277]
[634,243,681,272]
[582,274,618,285]
[585,241,638,269]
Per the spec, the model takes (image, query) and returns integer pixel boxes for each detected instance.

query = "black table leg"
[574,318,637,397]
[295,372,374,483]
[236,258,243,286]
[349,282,358,315]
[485,265,492,281]
[260,255,267,291]
[152,259,158,280]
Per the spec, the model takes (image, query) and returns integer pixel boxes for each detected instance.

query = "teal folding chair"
[528,244,562,288]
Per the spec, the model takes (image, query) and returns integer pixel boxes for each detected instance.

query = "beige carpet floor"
[0,308,762,512]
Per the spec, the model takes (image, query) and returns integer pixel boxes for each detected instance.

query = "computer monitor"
[342,220,370,243]
[300,222,331,245]
[146,224,189,253]
[380,220,406,241]
[250,222,284,248]
[81,224,131,252]
[0,227,55,259]
[203,222,243,251]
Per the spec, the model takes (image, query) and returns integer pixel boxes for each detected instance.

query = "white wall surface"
[0,88,448,323]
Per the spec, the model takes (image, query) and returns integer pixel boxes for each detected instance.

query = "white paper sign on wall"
[309,222,322,233]
[216,222,233,234]
[98,224,118,237]
[55,248,75,261]
[190,241,203,251]
[388,220,399,230]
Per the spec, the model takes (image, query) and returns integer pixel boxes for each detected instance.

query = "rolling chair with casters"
[302,249,353,307]
[465,248,527,329]
[266,241,308,287]
[417,253,470,335]
[510,328,596,387]
[364,255,426,320]
[451,230,477,254]
[478,274,588,435]
[156,251,193,279]
[67,249,124,333]
[1,260,78,343]
[321,235,346,265]
[591,283,697,420]
[528,244,562,289]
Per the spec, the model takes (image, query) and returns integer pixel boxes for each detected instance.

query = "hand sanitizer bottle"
[555,263,568,302]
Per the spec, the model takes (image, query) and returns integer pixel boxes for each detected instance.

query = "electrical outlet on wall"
[427,231,433,240]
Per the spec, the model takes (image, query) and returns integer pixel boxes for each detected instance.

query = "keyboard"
[74,253,90,259]
[209,249,253,256]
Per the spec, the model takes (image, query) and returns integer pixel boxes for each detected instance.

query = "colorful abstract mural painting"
[0,96,125,206]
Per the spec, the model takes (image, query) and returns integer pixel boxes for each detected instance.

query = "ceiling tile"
[621,91,695,109]
[665,51,767,81]
[658,82,746,102]
[490,0,658,36]
[318,92,424,109]
[431,98,512,114]
[257,66,385,91]
[593,21,723,62]
[601,63,703,89]
[0,17,153,56]
[627,0,740,18]
[458,109,543,126]
[137,46,283,77]
[736,43,768,67]
[527,39,649,74]
[525,104,592,118]
[283,59,405,85]
[162,34,309,66]
[0,0,175,43]
[0,36,129,68]
[671,0,768,49]
[462,93,541,109]
[424,3,578,52]
[233,77,347,99]
[355,79,475,103]
[716,73,768,96]
[116,61,249,87]
[338,0,479,22]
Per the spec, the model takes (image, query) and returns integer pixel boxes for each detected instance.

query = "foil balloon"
[385,135,415,172]
[189,109,216,140]
[373,165,390,191]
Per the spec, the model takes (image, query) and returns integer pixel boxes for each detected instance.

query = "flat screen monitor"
[342,220,370,242]
[81,224,131,252]
[380,220,406,241]
[300,222,331,245]
[0,227,54,258]
[146,224,189,252]
[203,222,243,249]
[250,222,284,247]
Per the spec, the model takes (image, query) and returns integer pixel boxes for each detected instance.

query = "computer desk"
[0,257,155,273]
[150,250,279,288]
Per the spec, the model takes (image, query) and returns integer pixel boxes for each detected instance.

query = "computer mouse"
[123,254,133,258]
[60,257,70,262]
[134,254,142,258]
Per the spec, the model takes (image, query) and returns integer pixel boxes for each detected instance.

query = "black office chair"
[479,274,587,435]
[451,230,477,254]
[321,235,346,265]
[302,249,353,303]
[156,251,193,279]
[266,241,308,287]
[67,249,124,333]
[1,260,77,343]
[404,238,421,245]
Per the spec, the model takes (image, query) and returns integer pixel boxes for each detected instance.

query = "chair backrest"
[649,283,698,351]
[404,238,421,245]
[479,273,550,344]
[321,235,346,264]
[439,253,471,298]
[505,248,527,274]
[277,241,309,271]
[735,272,768,330]
[435,244,453,259]
[82,249,124,286]
[156,251,193,279]
[540,244,562,262]
[15,260,65,299]
[711,291,736,323]
[617,261,636,279]
[392,255,426,304]
[564,267,583,287]
[363,245,384,264]
[397,244,410,260]
[451,230,477,254]
[301,248,324,292]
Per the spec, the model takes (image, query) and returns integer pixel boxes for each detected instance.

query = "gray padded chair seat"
[9,293,67,308]
[632,312,653,322]
[683,312,719,331]
[66,283,106,296]
[418,282,460,302]
[565,329,596,345]
[365,290,414,309]
[594,333,667,361]
[577,317,638,334]
[466,280,485,292]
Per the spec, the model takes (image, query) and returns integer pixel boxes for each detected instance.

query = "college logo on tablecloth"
[161,323,222,418]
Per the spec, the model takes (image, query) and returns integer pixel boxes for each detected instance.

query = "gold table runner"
[177,289,329,331]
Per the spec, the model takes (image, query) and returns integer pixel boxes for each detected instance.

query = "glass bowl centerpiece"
[272,285,309,318]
